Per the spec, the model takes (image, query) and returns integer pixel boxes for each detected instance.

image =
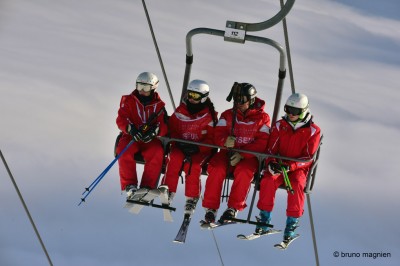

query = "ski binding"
[237,229,282,241]
[274,234,300,250]
[199,219,236,230]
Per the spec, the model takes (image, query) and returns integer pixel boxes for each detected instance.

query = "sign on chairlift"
[224,21,246,43]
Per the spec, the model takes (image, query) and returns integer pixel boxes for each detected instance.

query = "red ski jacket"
[116,90,168,137]
[169,101,217,153]
[214,97,270,159]
[266,115,321,171]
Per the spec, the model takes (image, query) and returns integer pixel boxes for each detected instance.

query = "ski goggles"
[187,91,203,101]
[284,105,304,116]
[136,82,153,92]
[235,95,250,104]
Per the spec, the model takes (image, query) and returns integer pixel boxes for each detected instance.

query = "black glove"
[268,161,289,175]
[127,124,142,142]
[141,124,159,143]
[176,142,199,156]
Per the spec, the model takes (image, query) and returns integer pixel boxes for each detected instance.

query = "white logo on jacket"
[236,136,253,144]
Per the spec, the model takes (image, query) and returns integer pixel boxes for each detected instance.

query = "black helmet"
[234,83,257,105]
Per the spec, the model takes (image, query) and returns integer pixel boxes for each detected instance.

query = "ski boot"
[283,216,299,241]
[132,187,150,201]
[204,209,217,223]
[255,210,271,234]
[168,192,175,205]
[274,217,300,249]
[219,207,237,223]
[125,185,138,201]
[158,185,173,206]
[184,197,199,216]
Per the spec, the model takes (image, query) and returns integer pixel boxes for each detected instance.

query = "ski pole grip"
[226,82,241,102]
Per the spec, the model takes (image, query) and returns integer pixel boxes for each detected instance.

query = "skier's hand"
[142,125,159,143]
[268,161,289,175]
[127,124,142,142]
[176,142,199,156]
[224,136,236,148]
[230,152,243,166]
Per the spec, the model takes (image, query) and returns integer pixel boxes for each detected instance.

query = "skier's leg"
[140,139,164,189]
[116,136,139,191]
[162,146,185,194]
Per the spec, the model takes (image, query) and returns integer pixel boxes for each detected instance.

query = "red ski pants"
[257,168,308,217]
[116,135,164,190]
[162,146,211,198]
[202,151,258,211]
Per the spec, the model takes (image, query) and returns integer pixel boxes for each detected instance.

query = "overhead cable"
[0,150,54,266]
[141,0,176,109]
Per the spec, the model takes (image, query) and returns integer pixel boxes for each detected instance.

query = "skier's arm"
[213,114,231,147]
[264,122,280,166]
[287,125,321,171]
[155,107,168,137]
[116,96,133,134]
[198,120,215,153]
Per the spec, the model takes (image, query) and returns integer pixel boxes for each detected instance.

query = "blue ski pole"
[78,140,134,206]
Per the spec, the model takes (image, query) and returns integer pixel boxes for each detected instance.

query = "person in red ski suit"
[256,93,321,242]
[115,72,168,200]
[160,79,218,216]
[202,82,270,223]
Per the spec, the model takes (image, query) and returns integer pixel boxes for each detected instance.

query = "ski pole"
[79,107,166,205]
[277,157,294,195]
[222,82,241,202]
[78,139,134,206]
[80,138,133,197]
[279,159,294,194]
[281,166,294,195]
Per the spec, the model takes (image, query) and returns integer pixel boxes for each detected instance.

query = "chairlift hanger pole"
[179,0,296,107]
[182,28,286,124]
[278,0,320,264]
[246,0,296,32]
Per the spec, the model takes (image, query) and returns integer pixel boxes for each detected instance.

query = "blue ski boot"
[273,216,300,249]
[284,216,299,240]
[255,210,271,234]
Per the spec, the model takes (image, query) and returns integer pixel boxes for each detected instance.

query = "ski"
[124,187,148,209]
[158,186,173,222]
[173,214,191,243]
[199,219,237,230]
[126,188,161,214]
[124,188,148,208]
[274,234,300,250]
[237,229,282,240]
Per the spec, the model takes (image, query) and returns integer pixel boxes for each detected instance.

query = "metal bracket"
[224,21,246,43]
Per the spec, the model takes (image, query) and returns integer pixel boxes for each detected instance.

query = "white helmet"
[136,72,159,92]
[187,79,209,103]
[284,93,309,117]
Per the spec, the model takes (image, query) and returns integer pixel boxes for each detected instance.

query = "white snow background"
[0,0,399,265]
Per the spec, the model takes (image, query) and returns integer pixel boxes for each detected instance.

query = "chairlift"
[130,0,322,205]
[130,1,322,261]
